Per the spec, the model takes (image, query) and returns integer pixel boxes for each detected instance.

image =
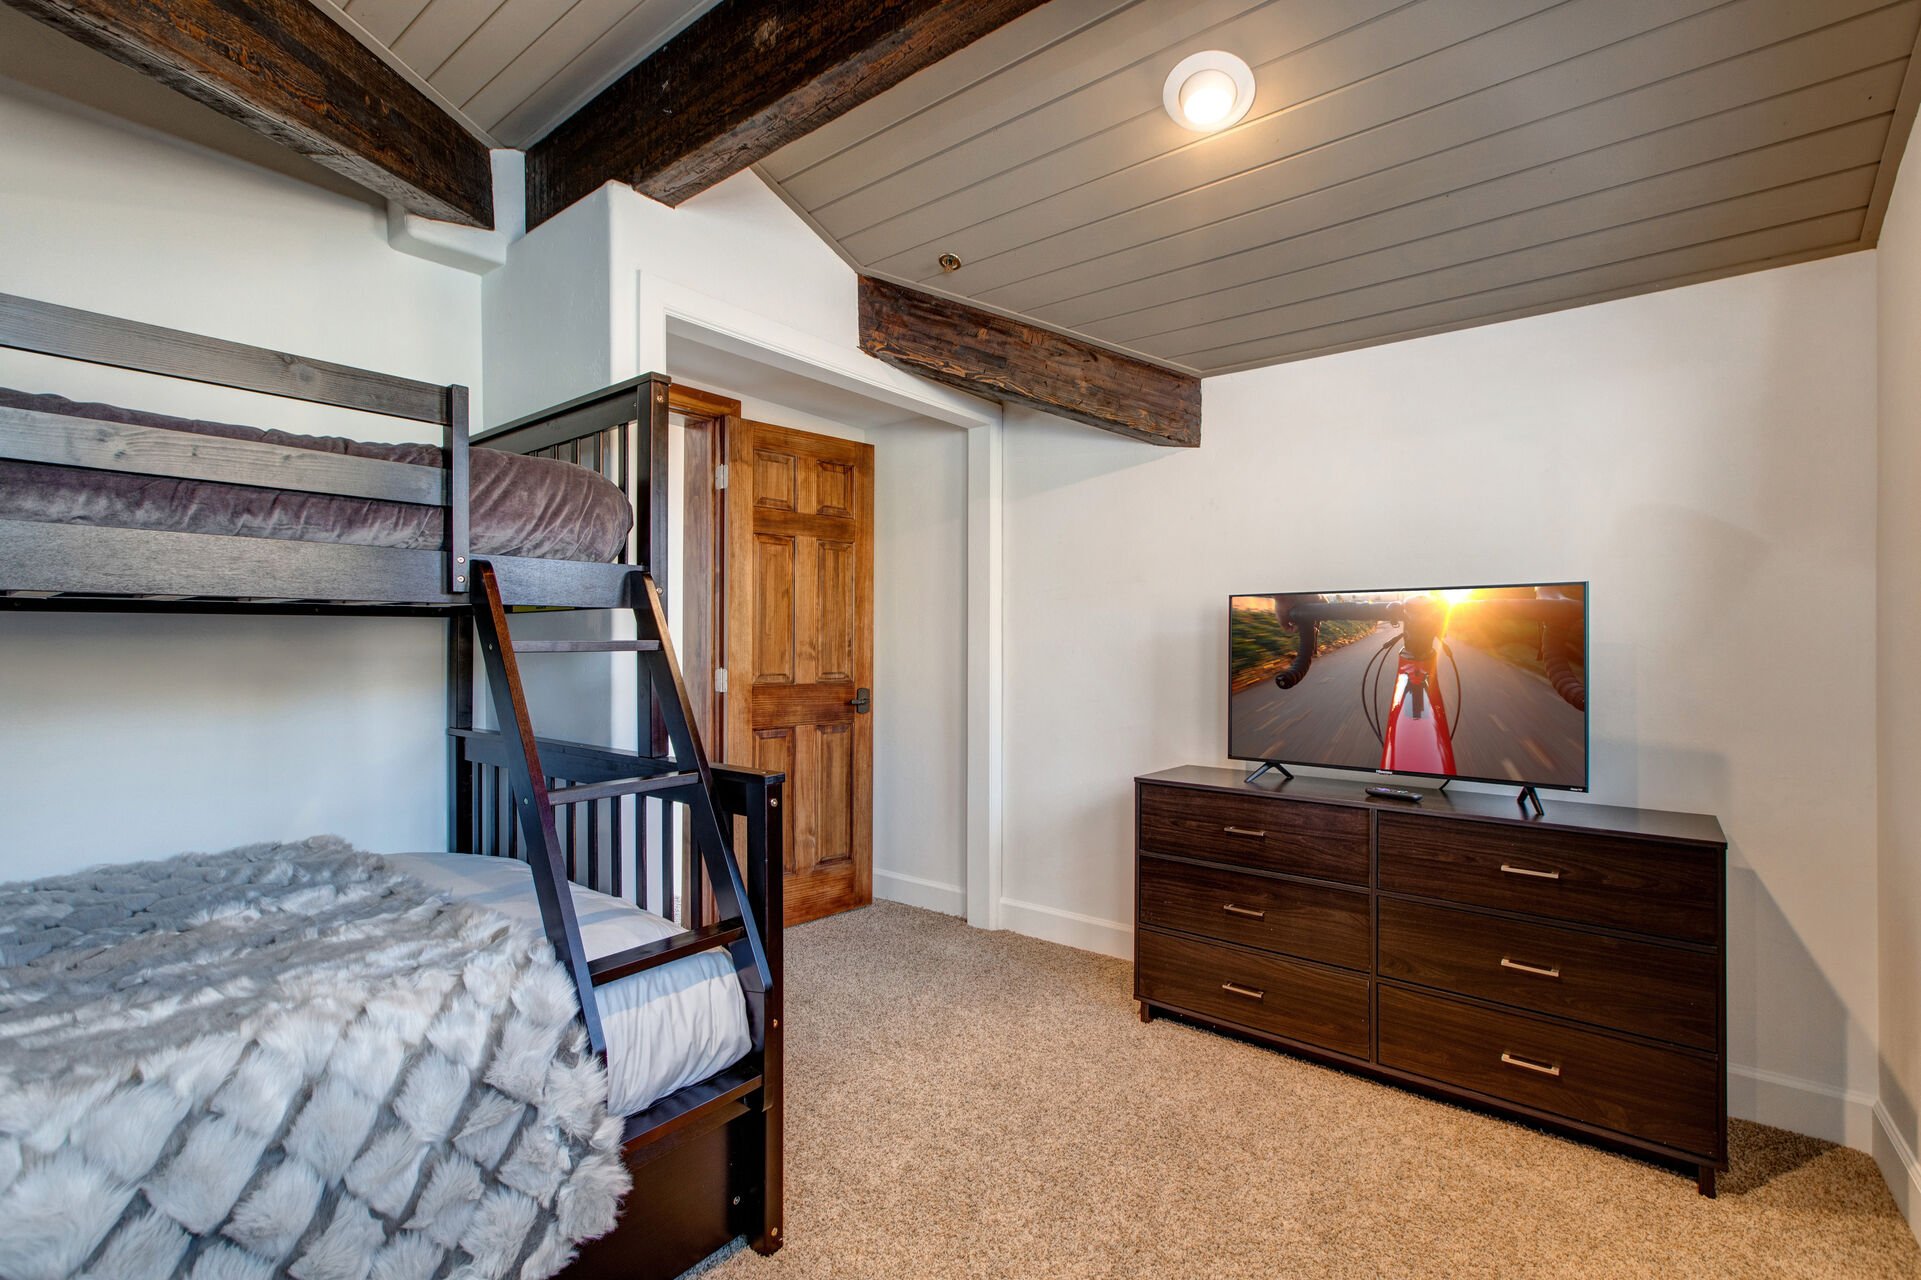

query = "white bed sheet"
[384,852,751,1117]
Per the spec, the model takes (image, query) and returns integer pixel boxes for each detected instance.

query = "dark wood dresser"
[1134,766,1728,1194]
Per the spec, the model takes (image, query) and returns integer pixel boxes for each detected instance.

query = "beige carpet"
[694,902,1920,1279]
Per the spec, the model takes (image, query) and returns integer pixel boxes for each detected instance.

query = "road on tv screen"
[1231,626,1585,786]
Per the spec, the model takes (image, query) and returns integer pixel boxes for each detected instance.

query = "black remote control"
[1366,785,1424,802]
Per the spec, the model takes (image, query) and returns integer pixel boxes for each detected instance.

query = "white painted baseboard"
[1726,1064,1878,1151]
[874,868,965,917]
[997,897,1132,959]
[1875,1101,1921,1244]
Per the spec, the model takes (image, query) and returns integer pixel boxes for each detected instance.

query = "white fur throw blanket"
[0,838,630,1280]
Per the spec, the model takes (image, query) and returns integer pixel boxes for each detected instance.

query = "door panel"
[754,448,797,510]
[752,535,796,683]
[724,420,874,925]
[816,722,855,864]
[816,541,856,680]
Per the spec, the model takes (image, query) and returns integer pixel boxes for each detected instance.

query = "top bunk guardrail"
[0,292,668,612]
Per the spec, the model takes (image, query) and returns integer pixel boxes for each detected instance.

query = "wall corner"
[387,149,525,275]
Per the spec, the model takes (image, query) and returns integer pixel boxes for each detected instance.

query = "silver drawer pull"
[1500,1052,1562,1077]
[1223,825,1267,838]
[1222,903,1267,920]
[1500,863,1561,880]
[1500,957,1561,979]
[1220,981,1266,1001]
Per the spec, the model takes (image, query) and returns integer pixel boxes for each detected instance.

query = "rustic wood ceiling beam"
[524,0,1053,227]
[3,0,493,228]
[858,276,1201,448]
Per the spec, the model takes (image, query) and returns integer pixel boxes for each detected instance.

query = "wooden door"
[722,420,874,925]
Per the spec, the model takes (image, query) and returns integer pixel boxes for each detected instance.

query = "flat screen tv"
[1228,582,1588,791]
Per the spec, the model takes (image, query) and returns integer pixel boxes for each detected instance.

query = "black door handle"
[849,687,871,714]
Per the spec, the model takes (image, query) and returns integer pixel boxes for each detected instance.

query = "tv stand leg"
[1138,1002,1155,1024]
[1516,785,1544,817]
[1696,1165,1717,1198]
[1244,762,1295,785]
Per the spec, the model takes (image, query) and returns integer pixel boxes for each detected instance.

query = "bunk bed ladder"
[469,559,773,1059]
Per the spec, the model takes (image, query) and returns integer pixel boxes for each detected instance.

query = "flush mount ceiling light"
[1163,50,1255,132]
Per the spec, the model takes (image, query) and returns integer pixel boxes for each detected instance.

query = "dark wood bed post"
[738,768,786,1253]
[447,384,476,854]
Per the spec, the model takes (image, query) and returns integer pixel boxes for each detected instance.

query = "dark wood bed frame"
[0,291,784,1279]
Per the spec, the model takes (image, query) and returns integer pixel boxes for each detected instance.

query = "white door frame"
[628,273,1007,931]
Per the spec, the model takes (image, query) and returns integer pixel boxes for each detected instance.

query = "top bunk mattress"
[0,388,633,562]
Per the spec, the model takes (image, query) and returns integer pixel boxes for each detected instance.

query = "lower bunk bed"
[0,292,783,1280]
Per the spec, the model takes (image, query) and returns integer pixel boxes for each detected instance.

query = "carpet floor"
[694,902,1919,1279]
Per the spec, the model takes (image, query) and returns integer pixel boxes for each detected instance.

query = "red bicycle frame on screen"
[1271,590,1585,781]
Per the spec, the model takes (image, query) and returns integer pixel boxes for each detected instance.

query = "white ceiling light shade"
[1163,50,1255,132]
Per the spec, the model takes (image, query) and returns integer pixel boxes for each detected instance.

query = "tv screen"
[1229,583,1588,790]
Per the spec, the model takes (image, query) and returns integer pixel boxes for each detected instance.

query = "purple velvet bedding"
[0,389,633,561]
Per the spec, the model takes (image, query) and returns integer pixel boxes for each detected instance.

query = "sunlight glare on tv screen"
[1228,583,1588,790]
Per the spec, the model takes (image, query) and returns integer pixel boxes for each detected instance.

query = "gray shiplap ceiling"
[755,0,1921,376]
[315,0,723,147]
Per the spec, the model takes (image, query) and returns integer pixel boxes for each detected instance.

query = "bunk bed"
[0,291,783,1280]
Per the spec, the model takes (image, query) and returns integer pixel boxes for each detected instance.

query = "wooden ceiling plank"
[390,0,501,75]
[1862,0,1921,242]
[823,0,1502,248]
[1087,104,1894,344]
[1025,59,1905,329]
[524,0,1057,226]
[858,0,1869,281]
[836,0,1699,264]
[462,0,668,136]
[1160,192,1867,369]
[8,0,494,227]
[761,0,1139,185]
[483,0,709,145]
[1204,214,1864,372]
[427,0,573,107]
[343,0,434,47]
[1138,163,1877,360]
[1149,167,1873,360]
[775,0,1270,206]
[856,276,1200,446]
[973,3,1912,312]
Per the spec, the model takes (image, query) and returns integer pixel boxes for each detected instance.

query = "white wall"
[0,79,483,878]
[481,193,615,426]
[1876,136,1921,1232]
[1001,253,1883,1142]
[869,420,970,914]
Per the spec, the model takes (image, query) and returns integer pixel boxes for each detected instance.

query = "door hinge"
[715,667,728,693]
[715,464,729,490]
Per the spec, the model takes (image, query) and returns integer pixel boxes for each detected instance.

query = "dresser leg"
[1696,1165,1717,1198]
[1138,1001,1154,1024]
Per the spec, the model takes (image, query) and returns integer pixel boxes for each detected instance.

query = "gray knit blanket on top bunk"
[0,838,629,1280]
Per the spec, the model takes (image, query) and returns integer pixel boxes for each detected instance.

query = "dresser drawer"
[1377,985,1720,1158]
[1137,928,1369,1058]
[1377,815,1718,943]
[1141,856,1369,970]
[1376,899,1717,1050]
[1139,785,1368,885]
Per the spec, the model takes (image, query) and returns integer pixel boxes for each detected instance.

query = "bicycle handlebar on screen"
[1271,600,1406,689]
